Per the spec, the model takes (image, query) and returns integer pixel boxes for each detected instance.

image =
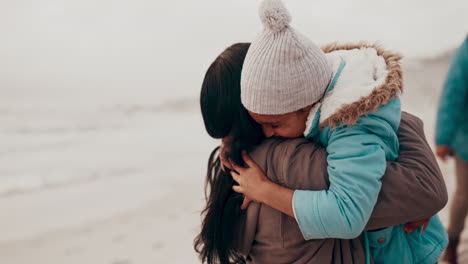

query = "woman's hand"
[403,218,430,234]
[229,151,272,209]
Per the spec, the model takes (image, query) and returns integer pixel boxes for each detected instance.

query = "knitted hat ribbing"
[241,0,332,115]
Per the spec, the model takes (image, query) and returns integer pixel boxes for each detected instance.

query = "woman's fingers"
[403,218,430,234]
[435,145,454,162]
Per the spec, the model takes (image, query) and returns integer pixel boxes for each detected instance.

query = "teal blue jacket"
[293,44,447,263]
[435,36,468,161]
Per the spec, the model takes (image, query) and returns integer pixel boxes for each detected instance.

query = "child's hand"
[229,151,271,209]
[403,218,430,234]
[219,136,233,172]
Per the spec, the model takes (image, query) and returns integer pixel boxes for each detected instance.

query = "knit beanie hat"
[241,0,332,115]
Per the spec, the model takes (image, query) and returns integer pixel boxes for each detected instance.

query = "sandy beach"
[0,111,212,263]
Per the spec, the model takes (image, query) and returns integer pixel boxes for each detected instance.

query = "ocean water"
[0,0,466,196]
[0,99,202,196]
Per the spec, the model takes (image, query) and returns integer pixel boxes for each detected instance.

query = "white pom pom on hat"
[259,0,291,33]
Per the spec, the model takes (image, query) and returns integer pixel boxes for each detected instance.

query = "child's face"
[248,107,312,138]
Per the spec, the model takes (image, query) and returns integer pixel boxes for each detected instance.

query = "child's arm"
[293,126,388,239]
[291,99,402,239]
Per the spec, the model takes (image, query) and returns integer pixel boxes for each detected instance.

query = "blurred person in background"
[436,35,468,264]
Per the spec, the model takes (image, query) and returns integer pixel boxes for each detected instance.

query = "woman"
[194,43,447,264]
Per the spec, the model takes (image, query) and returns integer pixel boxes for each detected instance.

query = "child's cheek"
[275,128,298,138]
[273,128,287,138]
[287,127,304,138]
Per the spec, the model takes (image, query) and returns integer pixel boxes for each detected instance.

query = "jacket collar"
[304,43,403,136]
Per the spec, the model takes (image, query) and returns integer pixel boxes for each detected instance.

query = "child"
[228,0,448,263]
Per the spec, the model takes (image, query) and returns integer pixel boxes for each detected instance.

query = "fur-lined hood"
[305,43,403,133]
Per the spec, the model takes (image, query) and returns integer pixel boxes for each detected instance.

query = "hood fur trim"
[320,42,403,129]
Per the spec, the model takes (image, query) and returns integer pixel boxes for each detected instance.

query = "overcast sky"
[1,0,467,106]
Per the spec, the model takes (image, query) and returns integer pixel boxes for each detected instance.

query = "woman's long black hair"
[194,43,264,264]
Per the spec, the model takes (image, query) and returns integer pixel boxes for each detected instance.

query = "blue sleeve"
[293,129,386,239]
[435,36,468,146]
[293,99,401,240]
